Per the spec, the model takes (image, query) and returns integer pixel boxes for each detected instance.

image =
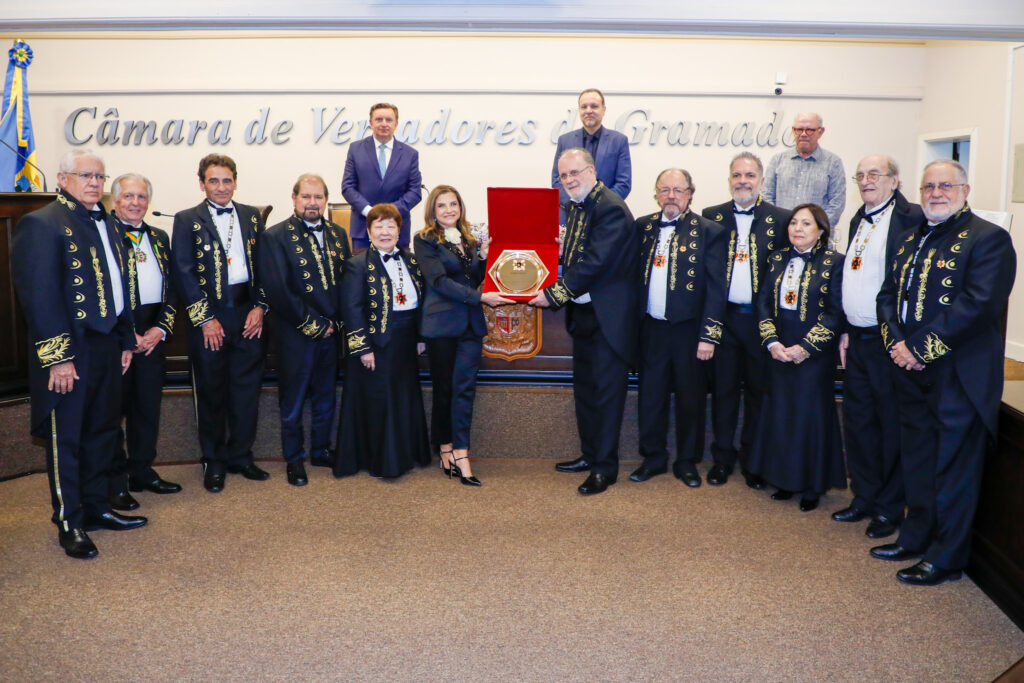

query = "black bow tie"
[88,208,104,221]
[659,219,678,227]
[307,223,324,233]
[208,202,233,216]
[863,196,896,224]
[734,207,755,216]
[126,225,149,235]
[382,252,400,262]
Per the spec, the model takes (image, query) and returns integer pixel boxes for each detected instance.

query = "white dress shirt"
[124,223,164,306]
[304,220,325,249]
[92,213,125,316]
[381,249,419,311]
[646,224,675,320]
[728,206,755,305]
[208,202,249,285]
[842,198,894,327]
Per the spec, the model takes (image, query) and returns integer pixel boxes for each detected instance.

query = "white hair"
[58,149,104,174]
[923,159,968,184]
[111,173,153,202]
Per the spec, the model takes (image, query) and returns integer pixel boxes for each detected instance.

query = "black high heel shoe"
[452,455,482,487]
[440,449,454,478]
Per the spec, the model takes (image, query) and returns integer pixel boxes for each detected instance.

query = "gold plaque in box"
[487,249,549,296]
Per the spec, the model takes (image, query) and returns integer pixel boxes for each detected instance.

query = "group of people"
[12,95,1016,590]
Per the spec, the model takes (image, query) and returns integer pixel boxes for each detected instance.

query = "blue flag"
[0,41,42,192]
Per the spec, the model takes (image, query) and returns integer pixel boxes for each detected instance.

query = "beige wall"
[1007,46,1024,359]
[7,31,1023,352]
[6,33,924,239]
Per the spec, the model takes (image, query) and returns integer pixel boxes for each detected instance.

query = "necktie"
[378,144,387,178]
[88,208,104,221]
[307,223,324,233]
[382,252,399,262]
[207,202,232,216]
[734,207,754,216]
[659,219,678,227]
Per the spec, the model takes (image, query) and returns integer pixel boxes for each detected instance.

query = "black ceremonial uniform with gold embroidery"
[840,189,922,524]
[746,243,847,496]
[111,218,178,493]
[170,200,267,469]
[635,209,727,471]
[702,197,790,471]
[541,181,639,478]
[12,190,136,531]
[335,246,431,478]
[877,207,1015,571]
[259,214,350,465]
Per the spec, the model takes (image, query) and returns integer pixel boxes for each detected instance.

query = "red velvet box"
[483,187,560,301]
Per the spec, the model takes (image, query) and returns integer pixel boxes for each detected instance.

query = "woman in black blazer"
[746,203,846,512]
[415,185,513,485]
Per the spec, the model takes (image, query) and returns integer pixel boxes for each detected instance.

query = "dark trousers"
[709,305,767,468]
[893,360,988,571]
[426,331,483,450]
[568,303,629,477]
[110,339,166,493]
[188,306,265,467]
[276,325,338,463]
[46,332,122,530]
[638,316,708,469]
[842,327,904,519]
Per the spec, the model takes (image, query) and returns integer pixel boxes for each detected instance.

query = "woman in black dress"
[415,185,513,485]
[334,204,431,478]
[747,203,846,511]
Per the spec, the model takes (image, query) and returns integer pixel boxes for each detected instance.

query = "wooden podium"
[0,192,55,397]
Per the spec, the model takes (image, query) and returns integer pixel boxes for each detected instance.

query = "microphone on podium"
[0,138,48,191]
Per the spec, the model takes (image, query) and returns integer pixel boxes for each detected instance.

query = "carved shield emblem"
[483,302,543,361]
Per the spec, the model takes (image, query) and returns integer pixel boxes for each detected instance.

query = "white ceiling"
[2,0,1023,40]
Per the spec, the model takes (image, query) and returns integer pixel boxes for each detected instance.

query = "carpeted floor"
[1,460,1022,682]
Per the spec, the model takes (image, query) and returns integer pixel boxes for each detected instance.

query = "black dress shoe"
[673,462,702,488]
[831,505,869,522]
[865,515,901,539]
[309,449,335,468]
[870,543,921,562]
[629,463,667,482]
[287,460,308,487]
[799,496,819,512]
[204,463,226,493]
[706,463,732,486]
[109,490,140,511]
[84,511,148,531]
[227,463,270,481]
[129,476,182,494]
[578,472,616,495]
[896,560,962,586]
[742,469,766,490]
[556,457,592,473]
[770,489,793,500]
[59,528,98,559]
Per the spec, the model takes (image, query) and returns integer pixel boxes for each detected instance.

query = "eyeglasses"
[852,172,893,183]
[657,187,691,197]
[920,182,966,194]
[792,127,821,135]
[67,172,109,182]
[558,166,593,182]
